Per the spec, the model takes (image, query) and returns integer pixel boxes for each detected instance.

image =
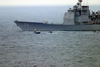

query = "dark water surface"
[0,6,100,67]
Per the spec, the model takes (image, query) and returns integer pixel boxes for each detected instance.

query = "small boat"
[34,29,41,34]
[48,31,53,33]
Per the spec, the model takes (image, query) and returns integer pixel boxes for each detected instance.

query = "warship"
[14,0,100,31]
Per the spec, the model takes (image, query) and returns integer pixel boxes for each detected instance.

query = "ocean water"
[0,6,100,67]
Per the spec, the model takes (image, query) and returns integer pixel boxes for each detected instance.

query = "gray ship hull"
[14,21,100,31]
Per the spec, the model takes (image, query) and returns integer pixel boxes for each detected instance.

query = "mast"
[78,0,82,10]
[78,0,82,5]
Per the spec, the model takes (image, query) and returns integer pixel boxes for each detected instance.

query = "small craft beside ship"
[34,29,41,34]
[14,0,100,31]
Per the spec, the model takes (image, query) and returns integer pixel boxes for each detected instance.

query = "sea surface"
[0,6,100,67]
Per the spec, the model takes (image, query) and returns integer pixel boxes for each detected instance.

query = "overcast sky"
[0,0,100,6]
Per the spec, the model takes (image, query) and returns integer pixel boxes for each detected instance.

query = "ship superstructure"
[63,0,100,25]
[14,0,100,31]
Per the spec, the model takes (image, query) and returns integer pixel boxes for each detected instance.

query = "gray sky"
[0,0,100,6]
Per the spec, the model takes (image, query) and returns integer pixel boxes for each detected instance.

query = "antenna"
[86,0,88,5]
[67,5,70,8]
[83,0,85,5]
